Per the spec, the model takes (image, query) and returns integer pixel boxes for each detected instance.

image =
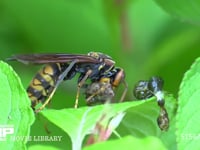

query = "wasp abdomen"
[27,63,68,108]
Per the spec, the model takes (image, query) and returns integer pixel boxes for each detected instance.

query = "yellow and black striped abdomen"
[27,63,68,108]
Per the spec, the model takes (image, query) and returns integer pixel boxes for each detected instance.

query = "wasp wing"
[7,53,100,64]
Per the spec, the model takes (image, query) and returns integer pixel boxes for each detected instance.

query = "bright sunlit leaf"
[41,94,176,150]
[0,61,35,150]
[177,57,200,150]
[83,136,167,150]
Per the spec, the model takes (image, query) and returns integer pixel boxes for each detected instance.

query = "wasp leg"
[86,85,105,104]
[35,60,78,113]
[119,80,128,102]
[74,70,93,108]
[86,91,99,103]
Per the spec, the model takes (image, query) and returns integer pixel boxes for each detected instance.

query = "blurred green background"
[0,0,200,149]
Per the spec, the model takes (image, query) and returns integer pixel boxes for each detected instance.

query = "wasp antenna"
[6,55,30,64]
[6,56,16,61]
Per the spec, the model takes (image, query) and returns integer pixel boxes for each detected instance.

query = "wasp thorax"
[88,52,101,60]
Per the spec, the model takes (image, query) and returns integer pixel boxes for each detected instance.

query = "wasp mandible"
[8,52,127,112]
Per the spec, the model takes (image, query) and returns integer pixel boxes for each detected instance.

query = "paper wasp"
[133,76,169,131]
[8,52,127,113]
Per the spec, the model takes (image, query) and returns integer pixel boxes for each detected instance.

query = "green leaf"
[0,61,35,150]
[41,94,176,150]
[118,95,177,149]
[177,57,200,150]
[154,0,200,25]
[83,136,167,150]
[41,100,145,150]
[28,145,60,150]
